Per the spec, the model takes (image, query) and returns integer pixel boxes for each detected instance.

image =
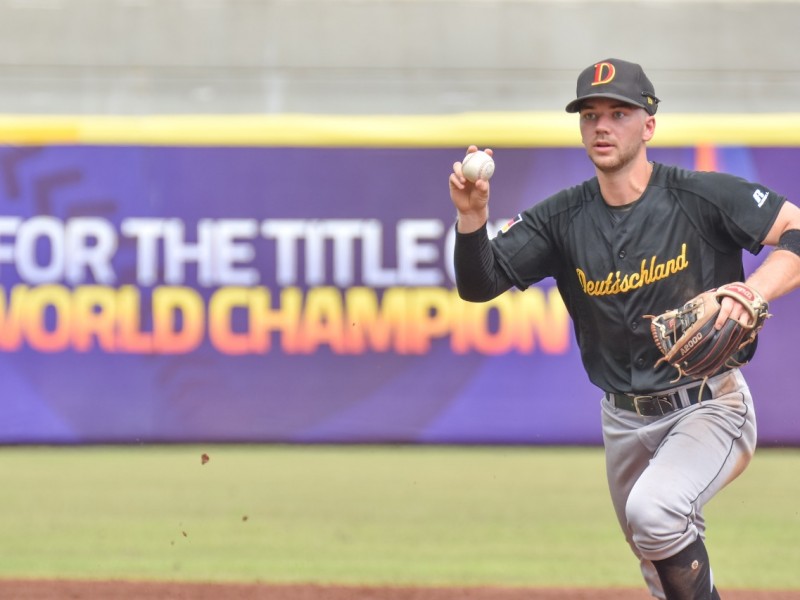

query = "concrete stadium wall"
[0,0,798,115]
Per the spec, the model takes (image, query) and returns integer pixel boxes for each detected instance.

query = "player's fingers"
[733,305,753,327]
[715,298,735,330]
[473,178,490,193]
[728,296,755,326]
[451,162,466,183]
[716,298,750,329]
[466,146,493,157]
[449,172,465,190]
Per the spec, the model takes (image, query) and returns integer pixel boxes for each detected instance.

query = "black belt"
[605,383,713,417]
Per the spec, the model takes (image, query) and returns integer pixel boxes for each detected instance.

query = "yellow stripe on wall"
[2,113,800,147]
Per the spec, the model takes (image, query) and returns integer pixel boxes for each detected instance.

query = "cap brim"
[565,93,647,113]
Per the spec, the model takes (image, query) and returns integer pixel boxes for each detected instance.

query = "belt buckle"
[632,395,673,417]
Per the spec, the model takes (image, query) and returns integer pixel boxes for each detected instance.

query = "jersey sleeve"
[489,191,567,289]
[453,224,514,301]
[675,170,786,255]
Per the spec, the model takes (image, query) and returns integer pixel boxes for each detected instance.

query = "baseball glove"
[646,282,770,381]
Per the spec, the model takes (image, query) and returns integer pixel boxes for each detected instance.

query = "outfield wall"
[3,1,800,116]
[2,114,800,446]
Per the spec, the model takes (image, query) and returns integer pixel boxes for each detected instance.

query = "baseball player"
[449,58,800,599]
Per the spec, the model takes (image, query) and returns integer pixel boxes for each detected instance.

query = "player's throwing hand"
[450,145,493,233]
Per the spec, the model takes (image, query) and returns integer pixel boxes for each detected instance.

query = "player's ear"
[642,115,656,142]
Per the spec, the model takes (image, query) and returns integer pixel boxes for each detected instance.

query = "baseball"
[461,150,495,183]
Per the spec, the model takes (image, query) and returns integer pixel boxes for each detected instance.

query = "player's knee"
[625,487,691,558]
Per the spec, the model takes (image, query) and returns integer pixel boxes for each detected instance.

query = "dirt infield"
[1,581,799,600]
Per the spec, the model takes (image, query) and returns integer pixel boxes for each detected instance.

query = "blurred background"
[2,0,800,116]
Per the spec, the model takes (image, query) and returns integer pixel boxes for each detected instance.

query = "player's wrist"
[456,210,488,234]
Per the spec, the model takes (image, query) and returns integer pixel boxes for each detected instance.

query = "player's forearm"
[745,248,800,303]
[454,224,513,301]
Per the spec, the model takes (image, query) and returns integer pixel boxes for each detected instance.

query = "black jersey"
[491,162,785,393]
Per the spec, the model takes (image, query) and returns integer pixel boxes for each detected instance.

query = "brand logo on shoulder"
[592,62,616,86]
[752,189,769,207]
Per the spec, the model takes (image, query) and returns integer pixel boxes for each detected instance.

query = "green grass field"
[1,445,798,589]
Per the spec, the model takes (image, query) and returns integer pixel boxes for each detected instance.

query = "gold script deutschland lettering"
[576,244,689,296]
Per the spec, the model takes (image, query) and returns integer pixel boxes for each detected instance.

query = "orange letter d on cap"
[592,62,615,86]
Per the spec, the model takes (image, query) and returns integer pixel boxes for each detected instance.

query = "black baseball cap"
[565,58,660,115]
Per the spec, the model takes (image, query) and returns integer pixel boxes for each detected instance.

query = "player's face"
[579,99,654,173]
